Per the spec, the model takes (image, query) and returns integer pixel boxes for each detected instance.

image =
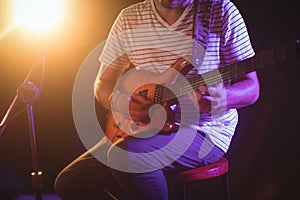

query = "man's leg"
[108,127,224,200]
[54,139,128,200]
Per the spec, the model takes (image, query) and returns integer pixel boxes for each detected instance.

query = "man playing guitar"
[55,0,260,199]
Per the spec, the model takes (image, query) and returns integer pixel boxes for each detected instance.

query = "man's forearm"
[226,72,260,109]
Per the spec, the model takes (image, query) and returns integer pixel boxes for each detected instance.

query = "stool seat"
[178,157,228,182]
[178,157,230,200]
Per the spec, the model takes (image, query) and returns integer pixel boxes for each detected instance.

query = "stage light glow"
[0,24,15,40]
[13,0,64,34]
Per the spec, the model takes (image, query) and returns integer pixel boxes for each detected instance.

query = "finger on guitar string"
[130,93,152,105]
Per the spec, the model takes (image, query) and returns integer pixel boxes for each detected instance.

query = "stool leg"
[179,182,187,200]
[221,173,230,200]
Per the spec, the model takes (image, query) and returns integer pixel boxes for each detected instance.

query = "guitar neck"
[157,41,299,103]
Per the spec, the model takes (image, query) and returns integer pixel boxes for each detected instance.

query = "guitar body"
[105,58,192,143]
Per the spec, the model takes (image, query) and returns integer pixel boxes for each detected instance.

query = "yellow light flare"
[13,0,64,34]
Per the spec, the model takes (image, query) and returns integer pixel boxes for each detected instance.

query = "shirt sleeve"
[221,0,255,64]
[99,10,130,70]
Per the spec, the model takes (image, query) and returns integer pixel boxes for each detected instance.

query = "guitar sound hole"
[138,89,148,98]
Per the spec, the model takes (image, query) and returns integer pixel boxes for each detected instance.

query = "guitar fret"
[155,40,299,103]
[154,84,163,103]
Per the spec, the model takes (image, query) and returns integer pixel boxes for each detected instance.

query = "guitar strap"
[192,0,212,67]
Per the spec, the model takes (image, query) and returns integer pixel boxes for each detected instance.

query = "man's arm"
[226,71,260,109]
[192,71,260,114]
[94,63,127,110]
[94,63,152,122]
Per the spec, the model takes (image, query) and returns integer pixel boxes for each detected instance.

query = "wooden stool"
[178,157,230,200]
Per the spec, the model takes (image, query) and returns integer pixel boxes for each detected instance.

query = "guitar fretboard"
[153,41,299,103]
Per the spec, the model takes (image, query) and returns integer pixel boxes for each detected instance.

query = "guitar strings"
[154,42,292,103]
[161,50,276,102]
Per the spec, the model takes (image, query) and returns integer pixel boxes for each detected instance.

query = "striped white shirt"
[100,0,255,152]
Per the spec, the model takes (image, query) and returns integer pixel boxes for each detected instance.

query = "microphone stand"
[0,55,46,200]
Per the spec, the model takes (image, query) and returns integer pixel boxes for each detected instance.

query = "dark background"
[0,0,299,199]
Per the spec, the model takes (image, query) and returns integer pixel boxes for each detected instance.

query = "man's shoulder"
[121,0,151,15]
[210,0,233,7]
[210,0,236,13]
[211,0,231,5]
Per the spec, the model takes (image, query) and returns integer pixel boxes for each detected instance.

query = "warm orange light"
[13,0,64,34]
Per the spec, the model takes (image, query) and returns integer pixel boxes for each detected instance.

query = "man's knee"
[53,171,69,197]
